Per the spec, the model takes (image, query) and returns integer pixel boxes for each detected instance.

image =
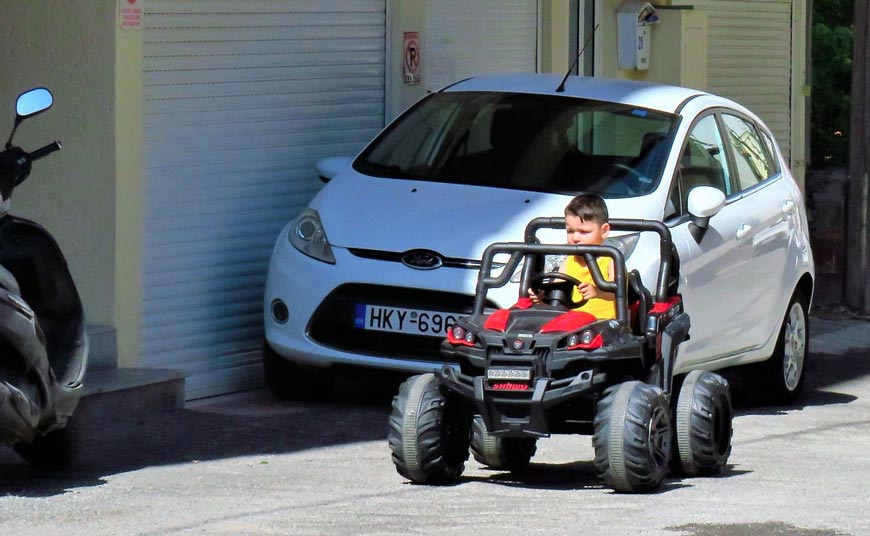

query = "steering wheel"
[529,272,585,309]
[613,163,646,195]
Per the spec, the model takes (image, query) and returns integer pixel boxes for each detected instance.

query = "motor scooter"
[0,87,87,469]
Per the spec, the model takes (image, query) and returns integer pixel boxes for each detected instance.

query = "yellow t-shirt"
[563,255,616,320]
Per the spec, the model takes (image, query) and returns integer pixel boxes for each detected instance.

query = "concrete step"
[77,368,187,421]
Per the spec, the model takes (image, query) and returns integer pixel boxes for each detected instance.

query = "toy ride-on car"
[388,217,733,493]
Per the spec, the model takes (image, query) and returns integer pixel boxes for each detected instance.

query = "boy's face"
[565,214,610,246]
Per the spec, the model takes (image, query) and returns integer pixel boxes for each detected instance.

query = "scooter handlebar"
[29,141,62,161]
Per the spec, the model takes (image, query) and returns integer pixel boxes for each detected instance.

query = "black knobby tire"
[745,291,809,404]
[592,381,672,493]
[388,373,470,484]
[262,341,333,400]
[470,415,537,472]
[15,416,80,471]
[674,370,733,476]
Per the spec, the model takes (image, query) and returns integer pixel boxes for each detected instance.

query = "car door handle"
[782,200,795,214]
[735,224,752,240]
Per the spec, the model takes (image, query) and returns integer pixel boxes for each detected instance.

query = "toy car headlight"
[448,324,477,346]
[565,329,601,350]
[289,209,336,264]
[567,330,594,346]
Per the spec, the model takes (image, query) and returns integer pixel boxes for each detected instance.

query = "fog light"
[271,299,289,324]
[464,331,476,344]
[580,330,594,345]
[452,325,465,340]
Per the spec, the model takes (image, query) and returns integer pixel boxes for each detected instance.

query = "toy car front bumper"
[436,365,608,438]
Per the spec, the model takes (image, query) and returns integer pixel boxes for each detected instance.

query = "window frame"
[664,107,784,225]
[718,112,780,194]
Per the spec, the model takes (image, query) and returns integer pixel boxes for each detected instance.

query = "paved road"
[1,316,869,536]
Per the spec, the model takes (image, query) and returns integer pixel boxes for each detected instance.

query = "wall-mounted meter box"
[617,0,659,70]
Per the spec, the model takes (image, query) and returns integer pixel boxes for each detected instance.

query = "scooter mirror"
[16,88,53,119]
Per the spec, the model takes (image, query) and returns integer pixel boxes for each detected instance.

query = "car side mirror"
[315,156,352,183]
[687,186,725,242]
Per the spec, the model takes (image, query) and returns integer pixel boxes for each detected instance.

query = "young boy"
[528,193,616,319]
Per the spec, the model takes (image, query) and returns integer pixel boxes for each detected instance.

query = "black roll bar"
[522,217,674,303]
[474,242,627,324]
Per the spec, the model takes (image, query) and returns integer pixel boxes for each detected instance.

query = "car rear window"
[354,92,678,198]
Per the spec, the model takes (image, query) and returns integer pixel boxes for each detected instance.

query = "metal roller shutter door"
[141,0,386,399]
[425,0,539,90]
[691,0,794,161]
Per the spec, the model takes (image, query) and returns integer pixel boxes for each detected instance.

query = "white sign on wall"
[403,31,421,84]
[119,0,144,30]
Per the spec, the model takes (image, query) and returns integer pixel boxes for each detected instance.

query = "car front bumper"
[263,226,515,373]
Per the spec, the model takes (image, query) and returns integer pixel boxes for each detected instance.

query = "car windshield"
[354,91,678,197]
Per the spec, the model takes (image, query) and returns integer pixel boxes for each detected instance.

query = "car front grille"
[347,248,484,270]
[307,283,498,361]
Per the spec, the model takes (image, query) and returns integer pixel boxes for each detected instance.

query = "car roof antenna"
[556,24,599,93]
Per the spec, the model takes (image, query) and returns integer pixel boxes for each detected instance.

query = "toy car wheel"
[744,291,809,404]
[470,415,537,472]
[14,416,80,470]
[674,370,733,476]
[593,381,672,493]
[262,341,333,400]
[388,373,470,485]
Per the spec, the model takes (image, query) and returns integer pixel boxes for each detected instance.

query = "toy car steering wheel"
[529,272,586,309]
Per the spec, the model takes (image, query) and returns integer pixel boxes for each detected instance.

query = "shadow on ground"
[2,313,866,497]
[727,344,866,416]
[0,371,406,498]
[467,460,747,493]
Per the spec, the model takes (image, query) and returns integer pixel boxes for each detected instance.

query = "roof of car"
[441,74,710,115]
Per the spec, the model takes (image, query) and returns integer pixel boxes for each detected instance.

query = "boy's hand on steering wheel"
[527,287,544,304]
[576,281,598,300]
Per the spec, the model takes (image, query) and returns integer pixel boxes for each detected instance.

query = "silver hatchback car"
[263,74,814,403]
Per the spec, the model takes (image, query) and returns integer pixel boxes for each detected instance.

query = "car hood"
[309,169,662,260]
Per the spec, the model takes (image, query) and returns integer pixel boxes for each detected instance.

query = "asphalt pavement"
[0,308,869,536]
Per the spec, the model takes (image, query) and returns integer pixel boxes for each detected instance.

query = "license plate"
[486,368,533,381]
[354,304,459,337]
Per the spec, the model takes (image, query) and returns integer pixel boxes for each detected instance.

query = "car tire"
[470,415,537,472]
[745,291,809,405]
[15,416,80,470]
[387,373,470,485]
[262,341,333,401]
[593,381,672,493]
[674,370,733,476]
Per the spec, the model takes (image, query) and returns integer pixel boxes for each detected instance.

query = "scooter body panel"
[0,214,87,441]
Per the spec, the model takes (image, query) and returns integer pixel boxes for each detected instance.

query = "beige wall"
[595,0,710,87]
[387,0,575,119]
[0,1,116,327]
[115,14,145,367]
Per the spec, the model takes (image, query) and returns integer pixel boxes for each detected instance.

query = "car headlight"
[605,233,640,260]
[288,209,336,264]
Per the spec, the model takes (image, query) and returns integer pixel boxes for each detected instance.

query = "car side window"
[721,114,776,191]
[675,115,731,213]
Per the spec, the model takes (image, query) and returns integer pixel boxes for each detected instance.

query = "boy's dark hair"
[565,193,609,224]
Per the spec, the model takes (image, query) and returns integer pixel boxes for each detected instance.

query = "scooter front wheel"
[14,415,80,470]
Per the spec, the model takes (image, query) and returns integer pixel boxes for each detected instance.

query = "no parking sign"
[403,32,421,85]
